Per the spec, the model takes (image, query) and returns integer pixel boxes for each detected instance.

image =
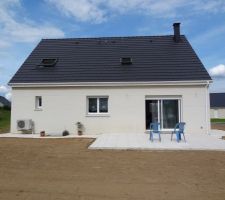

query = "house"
[0,96,11,108]
[210,93,225,119]
[8,23,212,135]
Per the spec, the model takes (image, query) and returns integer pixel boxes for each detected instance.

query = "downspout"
[205,81,210,134]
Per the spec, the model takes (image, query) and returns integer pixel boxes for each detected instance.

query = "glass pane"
[38,97,42,107]
[89,98,97,113]
[99,98,108,113]
[145,100,158,129]
[162,100,179,129]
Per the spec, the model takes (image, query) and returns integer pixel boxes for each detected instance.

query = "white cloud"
[209,64,225,78]
[46,0,225,23]
[4,22,65,43]
[108,0,225,15]
[5,91,12,101]
[0,0,65,47]
[0,40,11,48]
[0,85,11,100]
[47,0,106,23]
[0,85,9,93]
[106,0,190,16]
[192,0,225,13]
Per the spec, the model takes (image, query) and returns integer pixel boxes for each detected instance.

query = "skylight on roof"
[121,57,132,65]
[39,58,58,67]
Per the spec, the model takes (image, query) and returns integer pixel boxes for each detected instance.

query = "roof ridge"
[42,35,185,41]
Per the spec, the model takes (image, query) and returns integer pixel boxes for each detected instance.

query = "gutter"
[205,81,211,134]
[9,80,213,88]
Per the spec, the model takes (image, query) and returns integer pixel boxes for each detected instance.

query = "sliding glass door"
[145,100,159,129]
[162,100,179,129]
[146,99,180,130]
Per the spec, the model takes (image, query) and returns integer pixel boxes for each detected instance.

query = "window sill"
[34,108,43,111]
[86,113,110,117]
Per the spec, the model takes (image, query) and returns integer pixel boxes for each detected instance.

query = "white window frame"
[87,96,109,116]
[35,96,42,110]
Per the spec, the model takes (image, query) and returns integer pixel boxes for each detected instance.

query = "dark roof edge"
[183,35,212,81]
[41,34,185,41]
[210,92,225,94]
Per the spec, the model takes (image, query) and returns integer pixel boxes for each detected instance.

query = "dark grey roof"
[9,35,211,84]
[0,96,11,107]
[210,93,225,108]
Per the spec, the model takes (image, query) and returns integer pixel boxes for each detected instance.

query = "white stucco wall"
[210,108,225,118]
[10,84,210,135]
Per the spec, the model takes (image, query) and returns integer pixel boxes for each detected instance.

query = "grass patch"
[211,118,225,123]
[0,108,11,133]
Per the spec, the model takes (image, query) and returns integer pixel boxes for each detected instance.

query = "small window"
[35,96,42,109]
[121,57,132,65]
[88,97,108,114]
[38,58,58,67]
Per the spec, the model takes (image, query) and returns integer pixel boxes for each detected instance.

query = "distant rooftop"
[210,93,225,108]
[0,96,11,107]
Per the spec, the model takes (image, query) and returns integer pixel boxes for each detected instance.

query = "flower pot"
[78,130,82,136]
[40,131,45,137]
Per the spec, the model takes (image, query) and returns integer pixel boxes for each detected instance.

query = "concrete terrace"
[1,130,225,151]
[89,130,225,151]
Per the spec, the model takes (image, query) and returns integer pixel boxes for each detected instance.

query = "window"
[88,97,108,114]
[121,57,132,65]
[38,58,58,67]
[35,96,42,110]
[89,98,97,113]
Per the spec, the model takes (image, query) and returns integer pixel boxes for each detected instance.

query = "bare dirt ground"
[0,138,225,200]
[211,123,225,131]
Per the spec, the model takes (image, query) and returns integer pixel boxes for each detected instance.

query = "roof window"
[38,58,58,67]
[121,57,132,65]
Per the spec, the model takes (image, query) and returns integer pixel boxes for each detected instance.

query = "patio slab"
[89,130,225,151]
[0,133,98,139]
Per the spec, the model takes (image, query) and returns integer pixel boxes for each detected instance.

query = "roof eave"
[9,80,213,88]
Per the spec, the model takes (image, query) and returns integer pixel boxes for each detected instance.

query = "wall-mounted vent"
[38,58,58,67]
[121,57,132,65]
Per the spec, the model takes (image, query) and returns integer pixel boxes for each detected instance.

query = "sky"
[0,0,225,100]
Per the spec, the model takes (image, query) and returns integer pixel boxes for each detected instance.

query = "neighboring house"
[9,23,212,135]
[0,96,11,108]
[210,93,225,119]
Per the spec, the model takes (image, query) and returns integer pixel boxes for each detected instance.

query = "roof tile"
[9,35,211,84]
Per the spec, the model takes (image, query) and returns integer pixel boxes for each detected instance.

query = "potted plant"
[76,122,83,135]
[62,130,69,136]
[40,131,45,137]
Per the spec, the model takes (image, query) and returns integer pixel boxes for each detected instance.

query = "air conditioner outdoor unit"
[17,119,33,131]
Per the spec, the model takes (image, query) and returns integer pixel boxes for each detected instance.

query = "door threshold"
[146,129,172,134]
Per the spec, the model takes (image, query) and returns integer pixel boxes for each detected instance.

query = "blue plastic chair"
[171,122,186,142]
[150,122,161,142]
